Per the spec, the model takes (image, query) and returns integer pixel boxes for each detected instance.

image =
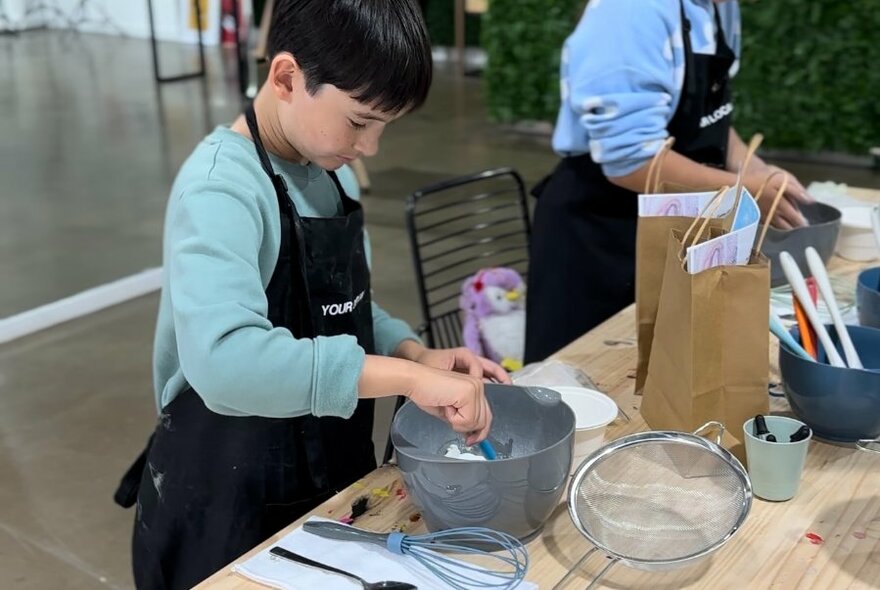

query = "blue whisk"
[303,521,529,589]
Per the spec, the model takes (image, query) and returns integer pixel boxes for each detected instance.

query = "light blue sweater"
[153,126,418,419]
[552,0,741,177]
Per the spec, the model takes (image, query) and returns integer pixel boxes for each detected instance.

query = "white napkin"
[807,181,864,209]
[232,517,537,590]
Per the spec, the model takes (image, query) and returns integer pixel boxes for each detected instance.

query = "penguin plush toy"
[459,267,526,372]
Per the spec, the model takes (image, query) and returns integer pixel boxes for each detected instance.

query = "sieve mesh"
[572,438,748,563]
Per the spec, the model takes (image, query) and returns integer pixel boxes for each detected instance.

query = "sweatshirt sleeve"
[168,180,364,419]
[371,302,421,356]
[564,0,683,177]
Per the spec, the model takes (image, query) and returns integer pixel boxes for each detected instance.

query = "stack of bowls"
[779,324,880,442]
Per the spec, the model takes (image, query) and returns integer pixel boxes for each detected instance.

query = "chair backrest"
[405,168,531,349]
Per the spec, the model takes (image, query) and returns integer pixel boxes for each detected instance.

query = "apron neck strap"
[678,0,698,98]
[245,104,292,205]
[245,103,351,207]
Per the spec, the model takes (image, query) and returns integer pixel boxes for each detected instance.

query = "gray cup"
[743,416,811,501]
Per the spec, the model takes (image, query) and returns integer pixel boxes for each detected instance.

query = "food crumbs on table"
[409,513,421,523]
[396,488,407,500]
[853,531,866,539]
[805,532,823,545]
[337,496,369,525]
[372,487,391,498]
[350,496,369,518]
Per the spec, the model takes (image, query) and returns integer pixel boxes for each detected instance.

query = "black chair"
[381,167,532,464]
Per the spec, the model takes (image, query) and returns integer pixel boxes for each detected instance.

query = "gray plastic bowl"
[391,384,575,541]
[761,202,842,287]
[780,324,880,442]
[857,267,880,328]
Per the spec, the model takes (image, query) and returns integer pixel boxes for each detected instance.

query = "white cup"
[838,206,880,261]
[551,386,619,474]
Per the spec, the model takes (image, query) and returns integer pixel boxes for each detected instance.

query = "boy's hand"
[395,341,512,384]
[404,366,492,445]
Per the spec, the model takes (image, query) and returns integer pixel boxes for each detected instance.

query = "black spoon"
[269,546,417,590]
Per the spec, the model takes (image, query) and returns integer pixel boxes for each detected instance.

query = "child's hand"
[396,341,512,384]
[405,365,493,445]
[746,167,812,230]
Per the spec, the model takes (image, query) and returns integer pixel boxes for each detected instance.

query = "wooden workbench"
[199,189,880,590]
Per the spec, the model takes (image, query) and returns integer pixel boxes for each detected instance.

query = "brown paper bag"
[634,135,766,394]
[640,178,787,461]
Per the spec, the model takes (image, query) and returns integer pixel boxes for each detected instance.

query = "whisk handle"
[303,521,391,549]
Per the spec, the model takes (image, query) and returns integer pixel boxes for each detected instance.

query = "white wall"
[2,0,222,44]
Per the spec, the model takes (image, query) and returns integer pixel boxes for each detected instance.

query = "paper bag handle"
[679,185,731,249]
[754,171,789,252]
[644,137,676,194]
[728,134,764,230]
[735,134,764,178]
[679,186,731,270]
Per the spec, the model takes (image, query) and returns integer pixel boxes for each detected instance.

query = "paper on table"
[807,181,865,209]
[232,517,538,590]
[512,359,598,390]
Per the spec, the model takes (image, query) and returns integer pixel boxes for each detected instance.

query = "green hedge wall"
[482,0,583,123]
[481,0,878,154]
[733,0,879,154]
[426,0,482,47]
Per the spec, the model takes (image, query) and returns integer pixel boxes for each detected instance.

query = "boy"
[124,1,507,587]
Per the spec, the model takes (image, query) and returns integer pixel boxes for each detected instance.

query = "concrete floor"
[1,30,878,590]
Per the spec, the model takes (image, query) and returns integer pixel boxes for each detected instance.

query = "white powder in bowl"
[443,443,488,461]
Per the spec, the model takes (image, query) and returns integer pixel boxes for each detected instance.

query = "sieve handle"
[692,421,725,445]
[551,548,619,590]
[551,547,600,590]
[585,557,619,590]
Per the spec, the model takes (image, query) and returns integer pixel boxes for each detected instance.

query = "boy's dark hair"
[267,0,432,114]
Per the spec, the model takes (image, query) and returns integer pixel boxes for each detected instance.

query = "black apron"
[524,0,736,363]
[121,105,377,590]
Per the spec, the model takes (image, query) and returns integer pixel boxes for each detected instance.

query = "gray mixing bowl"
[761,201,842,287]
[391,384,575,541]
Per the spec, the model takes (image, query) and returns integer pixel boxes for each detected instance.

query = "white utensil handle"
[805,248,862,369]
[779,252,846,368]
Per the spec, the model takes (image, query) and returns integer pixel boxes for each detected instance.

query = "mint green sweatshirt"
[153,126,418,418]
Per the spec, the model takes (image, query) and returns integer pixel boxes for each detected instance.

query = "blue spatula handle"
[770,313,814,361]
[478,439,498,460]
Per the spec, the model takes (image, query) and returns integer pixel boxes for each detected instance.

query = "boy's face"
[273,56,406,170]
